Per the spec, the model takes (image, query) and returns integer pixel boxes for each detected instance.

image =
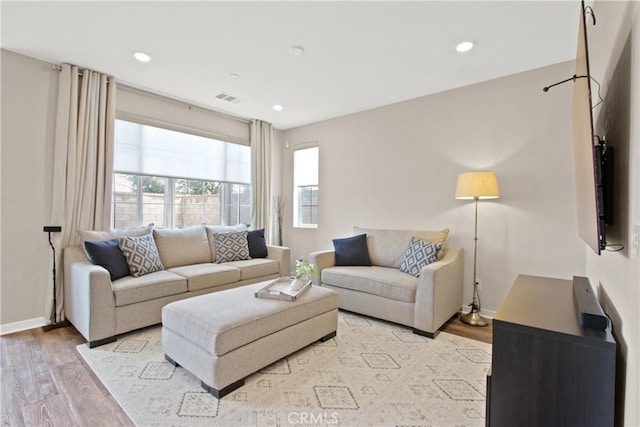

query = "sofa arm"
[63,247,117,345]
[308,250,336,286]
[413,246,464,334]
[266,245,291,278]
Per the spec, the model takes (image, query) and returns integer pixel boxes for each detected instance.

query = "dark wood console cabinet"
[486,274,615,427]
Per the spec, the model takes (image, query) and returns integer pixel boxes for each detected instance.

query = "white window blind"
[294,146,319,187]
[114,120,251,184]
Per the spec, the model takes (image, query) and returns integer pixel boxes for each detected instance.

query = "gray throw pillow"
[118,234,164,277]
[213,230,250,263]
[399,237,441,277]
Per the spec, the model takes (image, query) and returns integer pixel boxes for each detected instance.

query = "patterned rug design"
[77,312,491,426]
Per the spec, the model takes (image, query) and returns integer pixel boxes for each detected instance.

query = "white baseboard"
[0,317,47,336]
[460,306,496,319]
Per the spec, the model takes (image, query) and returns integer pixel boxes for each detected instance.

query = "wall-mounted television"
[572,0,613,255]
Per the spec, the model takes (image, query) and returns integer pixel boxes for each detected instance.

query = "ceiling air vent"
[215,92,245,104]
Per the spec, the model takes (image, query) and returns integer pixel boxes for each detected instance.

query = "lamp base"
[42,320,71,332]
[460,310,489,327]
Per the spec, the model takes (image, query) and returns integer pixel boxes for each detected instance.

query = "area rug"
[77,312,491,426]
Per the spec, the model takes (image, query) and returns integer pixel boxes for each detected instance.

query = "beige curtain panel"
[250,120,273,243]
[49,64,116,322]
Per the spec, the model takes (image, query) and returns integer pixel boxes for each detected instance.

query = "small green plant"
[295,259,318,281]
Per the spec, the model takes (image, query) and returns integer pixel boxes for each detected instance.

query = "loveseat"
[63,224,290,347]
[309,227,463,338]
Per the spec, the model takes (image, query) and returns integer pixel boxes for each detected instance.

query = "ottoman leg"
[202,378,246,399]
[165,354,180,367]
[319,330,337,342]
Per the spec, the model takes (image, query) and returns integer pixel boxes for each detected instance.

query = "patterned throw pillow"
[399,237,442,277]
[118,234,164,277]
[213,230,250,263]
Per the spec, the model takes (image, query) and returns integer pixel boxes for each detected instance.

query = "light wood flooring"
[0,314,491,426]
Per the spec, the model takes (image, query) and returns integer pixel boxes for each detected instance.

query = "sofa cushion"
[167,263,241,292]
[205,224,247,261]
[213,230,250,263]
[78,224,154,259]
[247,228,268,258]
[112,270,187,306]
[153,225,211,268]
[84,239,130,280]
[224,258,280,280]
[322,266,417,303]
[353,227,449,268]
[333,234,372,266]
[399,238,442,277]
[118,234,164,277]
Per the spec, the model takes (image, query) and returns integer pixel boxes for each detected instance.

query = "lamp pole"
[460,197,489,326]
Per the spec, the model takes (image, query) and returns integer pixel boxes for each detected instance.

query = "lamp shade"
[455,171,500,200]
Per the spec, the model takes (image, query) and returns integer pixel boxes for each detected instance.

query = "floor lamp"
[43,225,66,331]
[455,171,500,327]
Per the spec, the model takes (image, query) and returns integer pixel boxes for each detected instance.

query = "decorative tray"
[255,277,311,301]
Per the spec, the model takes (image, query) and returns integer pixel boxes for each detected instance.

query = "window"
[113,120,251,228]
[293,145,319,227]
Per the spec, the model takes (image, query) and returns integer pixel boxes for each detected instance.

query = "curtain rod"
[51,64,252,125]
[119,83,252,125]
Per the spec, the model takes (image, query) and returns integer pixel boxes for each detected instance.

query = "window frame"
[293,142,319,229]
[112,117,252,228]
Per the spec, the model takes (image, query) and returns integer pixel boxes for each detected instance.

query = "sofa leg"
[87,336,117,348]
[413,328,438,339]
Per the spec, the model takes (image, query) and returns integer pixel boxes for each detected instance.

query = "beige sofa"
[63,225,290,347]
[309,227,463,338]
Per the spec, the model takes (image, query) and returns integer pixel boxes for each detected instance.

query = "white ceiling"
[1,1,581,130]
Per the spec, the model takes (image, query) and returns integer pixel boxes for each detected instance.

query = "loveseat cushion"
[224,258,280,280]
[353,227,449,268]
[153,225,211,268]
[112,270,187,306]
[167,263,241,292]
[322,266,417,303]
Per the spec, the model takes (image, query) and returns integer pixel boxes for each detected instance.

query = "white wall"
[587,2,639,425]
[282,60,586,315]
[1,50,58,332]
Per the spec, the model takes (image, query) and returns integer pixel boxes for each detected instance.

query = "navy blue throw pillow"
[247,229,268,258]
[333,234,371,266]
[84,239,130,280]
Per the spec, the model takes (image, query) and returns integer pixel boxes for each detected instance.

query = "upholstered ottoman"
[161,281,339,398]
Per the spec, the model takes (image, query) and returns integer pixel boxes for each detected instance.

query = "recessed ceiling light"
[230,73,239,78]
[455,41,474,53]
[273,104,284,111]
[133,52,151,62]
[289,45,305,56]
